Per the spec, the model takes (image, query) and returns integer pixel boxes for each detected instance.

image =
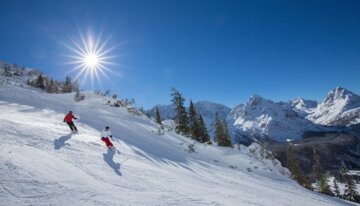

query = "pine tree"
[214,112,224,144]
[72,79,79,93]
[155,107,162,125]
[221,119,232,147]
[63,75,72,93]
[313,147,322,187]
[45,78,55,93]
[188,100,201,141]
[339,163,360,202]
[198,115,210,143]
[26,78,32,86]
[319,173,334,196]
[103,89,110,96]
[49,79,56,93]
[339,163,348,178]
[215,113,232,147]
[333,178,341,197]
[344,175,359,201]
[35,74,45,89]
[45,79,51,93]
[171,88,189,135]
[287,145,311,189]
[3,65,12,76]
[53,80,59,93]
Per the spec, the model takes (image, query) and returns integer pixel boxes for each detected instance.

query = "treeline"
[287,145,360,203]
[28,74,85,101]
[27,75,79,94]
[155,88,232,147]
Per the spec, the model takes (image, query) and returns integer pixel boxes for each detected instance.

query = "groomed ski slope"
[0,85,356,206]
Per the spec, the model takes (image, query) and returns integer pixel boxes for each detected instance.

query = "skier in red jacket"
[64,111,78,132]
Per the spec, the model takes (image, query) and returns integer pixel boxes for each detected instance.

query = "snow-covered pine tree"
[214,112,224,144]
[49,79,56,93]
[35,74,45,89]
[3,65,12,76]
[215,113,231,147]
[221,119,232,147]
[155,107,162,125]
[72,80,79,93]
[188,100,201,141]
[339,163,348,182]
[198,115,210,143]
[63,75,72,93]
[333,178,341,197]
[54,80,60,93]
[338,163,360,202]
[74,89,85,101]
[171,88,189,135]
[45,79,51,93]
[103,89,110,96]
[44,78,55,93]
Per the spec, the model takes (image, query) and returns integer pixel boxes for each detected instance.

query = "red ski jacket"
[64,113,76,123]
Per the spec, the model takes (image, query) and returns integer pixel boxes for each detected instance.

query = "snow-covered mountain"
[290,98,318,116]
[0,65,353,205]
[308,87,360,126]
[149,87,360,143]
[230,87,360,142]
[148,104,175,120]
[230,95,327,142]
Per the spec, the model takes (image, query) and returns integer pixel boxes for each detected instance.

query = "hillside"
[0,82,355,205]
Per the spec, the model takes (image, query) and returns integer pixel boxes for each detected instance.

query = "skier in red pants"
[101,126,114,150]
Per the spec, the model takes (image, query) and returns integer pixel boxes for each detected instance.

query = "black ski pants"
[66,122,78,132]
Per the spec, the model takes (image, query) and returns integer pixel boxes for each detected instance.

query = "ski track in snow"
[0,85,357,206]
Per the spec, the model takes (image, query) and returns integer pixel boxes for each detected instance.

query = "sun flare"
[62,31,118,86]
[84,53,99,69]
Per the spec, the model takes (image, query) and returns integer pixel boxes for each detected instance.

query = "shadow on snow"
[54,134,72,150]
[103,149,122,176]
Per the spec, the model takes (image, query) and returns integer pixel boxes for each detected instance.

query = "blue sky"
[0,0,359,109]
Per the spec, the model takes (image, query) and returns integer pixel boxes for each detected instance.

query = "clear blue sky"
[0,0,359,109]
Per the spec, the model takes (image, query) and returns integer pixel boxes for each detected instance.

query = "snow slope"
[0,84,355,205]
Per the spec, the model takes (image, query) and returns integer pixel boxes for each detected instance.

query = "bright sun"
[62,31,117,86]
[84,53,99,69]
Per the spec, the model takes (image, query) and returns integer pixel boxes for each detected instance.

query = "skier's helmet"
[69,111,73,113]
[105,126,110,130]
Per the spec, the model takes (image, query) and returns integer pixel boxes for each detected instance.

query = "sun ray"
[62,31,118,87]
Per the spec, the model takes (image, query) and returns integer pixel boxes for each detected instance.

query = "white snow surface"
[0,85,355,205]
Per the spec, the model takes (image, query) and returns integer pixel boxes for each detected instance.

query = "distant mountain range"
[148,86,360,175]
[149,87,360,143]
